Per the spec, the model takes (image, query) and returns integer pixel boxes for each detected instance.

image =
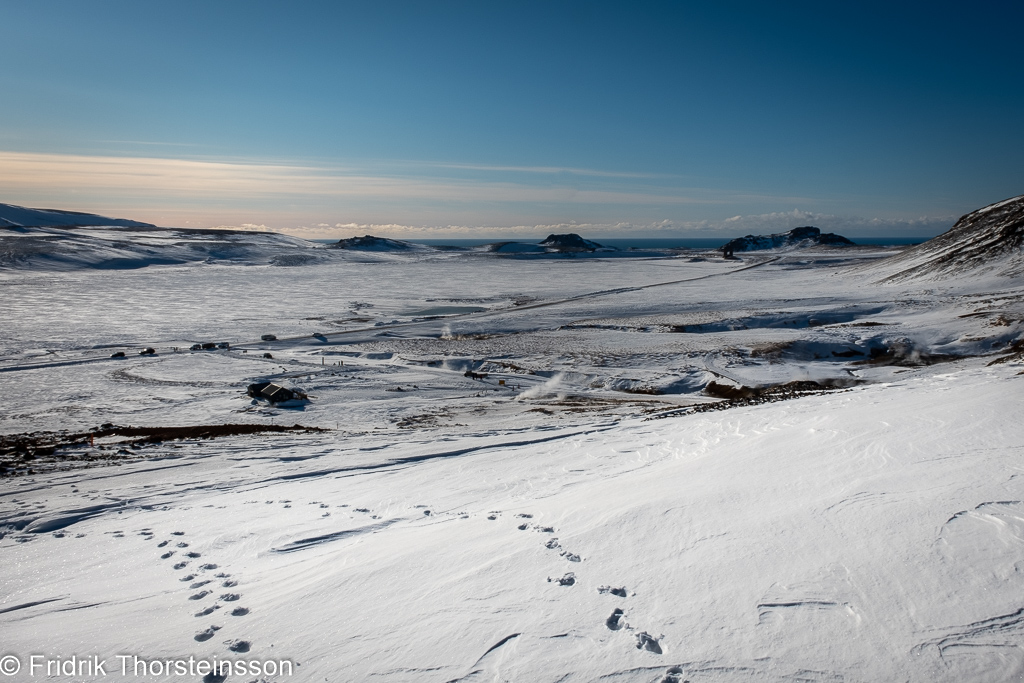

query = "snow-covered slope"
[0,202,154,228]
[0,225,328,270]
[869,194,1024,281]
[1,233,1023,682]
[1,362,1021,682]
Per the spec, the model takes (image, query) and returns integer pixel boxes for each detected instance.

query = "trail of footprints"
[146,500,673,679]
[487,510,673,664]
[146,527,251,682]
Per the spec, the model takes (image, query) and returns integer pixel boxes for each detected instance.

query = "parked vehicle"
[139,348,156,355]
[110,351,126,358]
[261,334,277,341]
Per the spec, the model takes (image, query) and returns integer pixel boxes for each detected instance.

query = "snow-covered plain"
[1,223,1023,682]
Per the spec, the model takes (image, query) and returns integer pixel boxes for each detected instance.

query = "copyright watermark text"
[0,654,294,678]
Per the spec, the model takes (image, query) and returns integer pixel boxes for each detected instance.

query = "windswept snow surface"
[2,235,1023,682]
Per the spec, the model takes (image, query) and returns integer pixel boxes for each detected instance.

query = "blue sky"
[2,1,1022,237]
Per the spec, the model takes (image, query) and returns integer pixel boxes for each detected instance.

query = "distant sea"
[312,237,929,248]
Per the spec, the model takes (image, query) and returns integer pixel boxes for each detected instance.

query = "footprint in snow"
[199,563,218,571]
[180,574,196,582]
[635,632,663,654]
[173,561,189,570]
[157,540,169,548]
[220,593,240,602]
[189,590,211,601]
[598,585,628,598]
[660,666,685,683]
[221,579,237,588]
[185,551,201,558]
[171,531,185,536]
[161,551,175,559]
[230,607,249,617]
[548,573,576,587]
[194,605,220,617]
[193,625,221,642]
[190,580,211,589]
[226,639,251,653]
[176,541,188,548]
[545,538,561,550]
[561,551,581,562]
[606,608,625,630]
[202,674,226,683]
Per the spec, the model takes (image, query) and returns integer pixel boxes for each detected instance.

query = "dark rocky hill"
[538,233,608,252]
[720,226,854,255]
[868,194,1024,281]
[329,235,420,251]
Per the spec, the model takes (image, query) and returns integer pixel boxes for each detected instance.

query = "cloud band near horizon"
[0,150,956,238]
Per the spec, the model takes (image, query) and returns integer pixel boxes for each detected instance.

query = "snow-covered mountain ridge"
[0,202,154,228]
[0,224,325,270]
[868,193,1024,280]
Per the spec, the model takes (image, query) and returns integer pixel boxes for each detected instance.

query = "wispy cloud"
[0,151,953,237]
[97,140,201,147]
[409,160,668,179]
[0,151,731,206]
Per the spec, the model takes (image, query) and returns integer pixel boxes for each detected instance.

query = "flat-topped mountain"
[329,235,424,251]
[0,202,154,229]
[721,226,854,255]
[538,233,608,252]
[869,193,1024,281]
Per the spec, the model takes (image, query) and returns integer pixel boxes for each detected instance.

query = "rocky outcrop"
[329,235,417,251]
[538,233,607,252]
[867,194,1024,281]
[720,226,854,256]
